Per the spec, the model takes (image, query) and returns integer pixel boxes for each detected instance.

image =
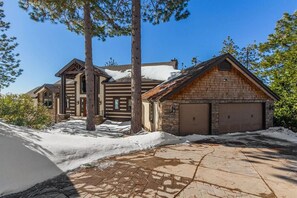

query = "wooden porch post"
[60,75,67,114]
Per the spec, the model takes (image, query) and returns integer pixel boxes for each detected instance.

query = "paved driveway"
[5,134,297,198]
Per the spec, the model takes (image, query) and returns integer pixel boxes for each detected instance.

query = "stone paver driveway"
[5,136,297,198]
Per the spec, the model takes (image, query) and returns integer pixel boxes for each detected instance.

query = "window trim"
[113,98,120,111]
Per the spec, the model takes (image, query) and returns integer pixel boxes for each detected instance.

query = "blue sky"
[2,0,297,94]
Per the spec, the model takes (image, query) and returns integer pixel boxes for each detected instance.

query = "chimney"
[171,58,178,70]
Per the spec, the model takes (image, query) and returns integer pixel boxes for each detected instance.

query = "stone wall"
[157,66,275,135]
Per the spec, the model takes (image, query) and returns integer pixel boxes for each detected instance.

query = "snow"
[104,69,130,81]
[0,120,182,196]
[141,66,180,81]
[0,119,296,196]
[184,127,297,146]
[103,66,179,81]
[257,127,297,144]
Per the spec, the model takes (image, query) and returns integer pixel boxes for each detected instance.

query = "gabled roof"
[34,84,60,94]
[142,53,280,101]
[26,86,41,98]
[55,58,178,82]
[55,58,110,78]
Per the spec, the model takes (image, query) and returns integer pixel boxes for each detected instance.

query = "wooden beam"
[64,70,84,75]
[60,75,67,114]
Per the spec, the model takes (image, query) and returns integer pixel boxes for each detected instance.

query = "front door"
[80,97,87,117]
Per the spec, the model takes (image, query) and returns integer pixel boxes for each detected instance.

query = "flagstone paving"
[4,139,297,198]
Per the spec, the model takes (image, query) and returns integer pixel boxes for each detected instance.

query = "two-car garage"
[179,103,264,135]
[142,54,278,136]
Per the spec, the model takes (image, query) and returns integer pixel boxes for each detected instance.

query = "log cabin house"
[27,54,279,135]
[30,58,178,122]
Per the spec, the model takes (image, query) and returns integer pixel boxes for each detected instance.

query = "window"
[127,99,132,111]
[80,75,86,94]
[66,98,70,109]
[114,98,119,110]
[43,91,53,109]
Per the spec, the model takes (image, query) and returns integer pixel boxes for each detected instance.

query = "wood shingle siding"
[104,81,160,120]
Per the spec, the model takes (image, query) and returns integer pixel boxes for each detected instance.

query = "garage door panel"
[219,103,263,134]
[180,104,210,135]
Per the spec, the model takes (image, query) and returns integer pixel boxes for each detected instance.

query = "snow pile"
[0,119,296,196]
[184,127,297,146]
[0,120,181,196]
[258,127,297,144]
[104,66,179,81]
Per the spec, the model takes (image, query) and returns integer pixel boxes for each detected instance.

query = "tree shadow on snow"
[48,119,131,138]
[0,132,79,198]
[2,173,80,198]
[0,122,53,156]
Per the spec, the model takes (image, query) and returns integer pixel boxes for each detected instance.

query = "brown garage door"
[180,104,210,135]
[219,103,264,134]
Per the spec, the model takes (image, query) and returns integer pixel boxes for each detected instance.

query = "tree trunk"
[131,0,142,133]
[84,3,95,131]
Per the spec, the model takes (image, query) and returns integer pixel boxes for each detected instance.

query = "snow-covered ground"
[0,120,181,196]
[0,119,296,196]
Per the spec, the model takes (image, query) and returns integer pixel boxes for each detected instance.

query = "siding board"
[104,81,160,120]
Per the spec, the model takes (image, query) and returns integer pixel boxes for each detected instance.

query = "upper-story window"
[43,91,53,109]
[80,75,86,94]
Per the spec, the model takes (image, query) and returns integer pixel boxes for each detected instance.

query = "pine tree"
[130,0,190,133]
[238,42,259,71]
[0,1,22,91]
[257,11,297,130]
[19,0,131,131]
[220,36,260,74]
[220,36,240,58]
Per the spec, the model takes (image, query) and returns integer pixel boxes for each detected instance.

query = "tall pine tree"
[220,36,260,73]
[220,36,240,58]
[0,0,22,92]
[258,11,297,130]
[130,0,190,133]
[19,0,131,130]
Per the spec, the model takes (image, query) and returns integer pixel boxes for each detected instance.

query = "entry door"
[219,103,263,134]
[180,104,210,135]
[80,97,87,117]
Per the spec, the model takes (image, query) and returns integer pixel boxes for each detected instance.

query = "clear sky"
[2,0,297,94]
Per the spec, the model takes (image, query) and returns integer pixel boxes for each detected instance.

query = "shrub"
[274,97,297,132]
[0,94,52,129]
